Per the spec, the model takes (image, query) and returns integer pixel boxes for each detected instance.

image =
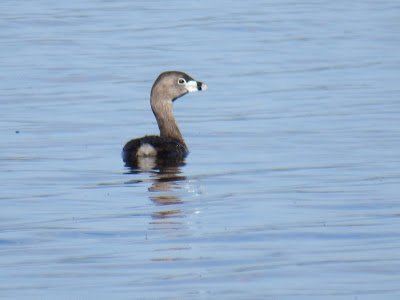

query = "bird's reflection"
[124,156,186,172]
[124,157,198,261]
[125,156,187,226]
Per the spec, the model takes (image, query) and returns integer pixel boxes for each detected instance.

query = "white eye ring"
[178,78,186,85]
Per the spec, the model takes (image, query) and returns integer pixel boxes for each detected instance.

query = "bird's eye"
[178,78,186,84]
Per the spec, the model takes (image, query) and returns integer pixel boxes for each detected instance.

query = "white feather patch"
[137,157,157,169]
[137,143,157,157]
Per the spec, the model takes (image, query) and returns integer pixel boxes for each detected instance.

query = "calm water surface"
[1,1,400,299]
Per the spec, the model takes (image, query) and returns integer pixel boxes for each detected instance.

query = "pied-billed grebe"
[122,71,207,166]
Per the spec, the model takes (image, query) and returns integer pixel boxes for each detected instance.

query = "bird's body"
[123,135,188,160]
[122,71,207,168]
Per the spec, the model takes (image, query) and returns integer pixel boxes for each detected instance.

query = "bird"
[122,71,208,168]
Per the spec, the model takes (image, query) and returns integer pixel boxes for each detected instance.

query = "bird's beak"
[198,81,208,91]
[187,80,208,92]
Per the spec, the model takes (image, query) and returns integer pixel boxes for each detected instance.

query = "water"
[1,0,400,299]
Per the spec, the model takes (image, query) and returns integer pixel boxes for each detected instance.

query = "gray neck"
[151,96,187,148]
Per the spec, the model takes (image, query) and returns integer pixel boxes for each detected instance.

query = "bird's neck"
[151,97,187,148]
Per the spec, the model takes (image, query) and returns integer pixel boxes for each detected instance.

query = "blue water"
[1,1,400,299]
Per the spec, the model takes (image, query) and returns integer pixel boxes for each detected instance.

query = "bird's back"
[122,135,188,167]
